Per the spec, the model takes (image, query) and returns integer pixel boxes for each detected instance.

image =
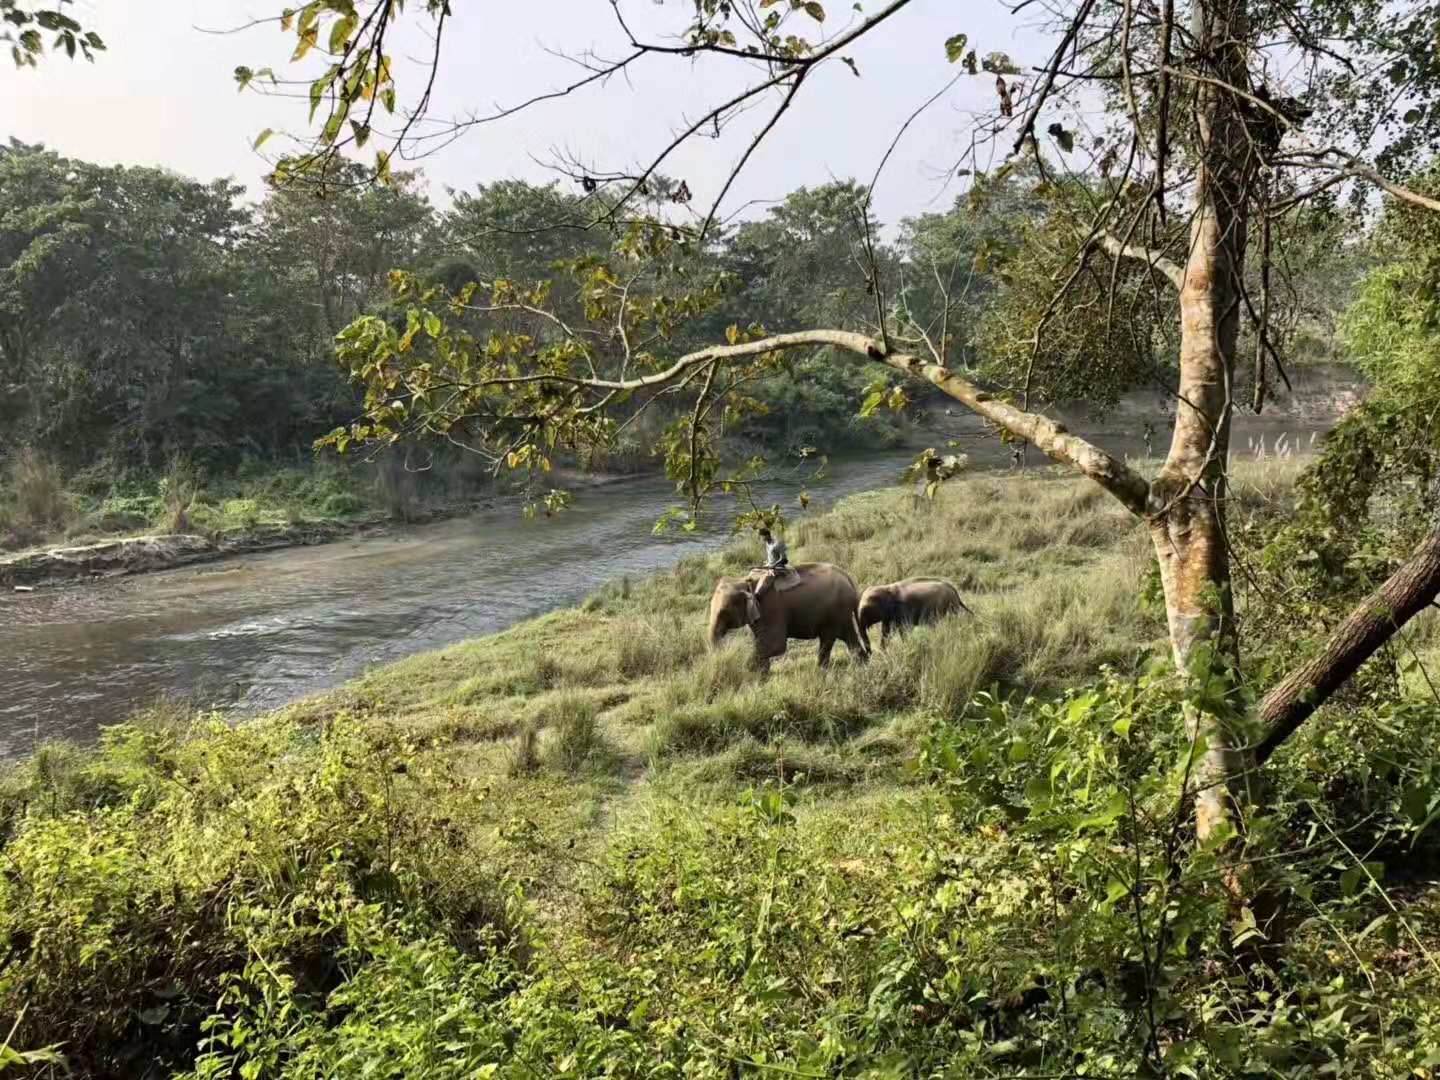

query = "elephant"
[857,577,971,644]
[708,562,870,671]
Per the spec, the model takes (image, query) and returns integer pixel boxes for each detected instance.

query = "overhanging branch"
[458,328,1152,515]
[1094,232,1185,290]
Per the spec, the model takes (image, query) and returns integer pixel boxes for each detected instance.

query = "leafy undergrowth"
[6,462,1440,1077]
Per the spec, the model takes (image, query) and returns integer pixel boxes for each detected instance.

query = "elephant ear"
[746,591,762,623]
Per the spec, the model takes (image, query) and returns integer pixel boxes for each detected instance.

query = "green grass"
[314,468,1159,781]
[8,457,1440,1078]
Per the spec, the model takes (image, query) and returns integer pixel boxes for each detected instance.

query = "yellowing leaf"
[803,1,826,21]
[292,26,318,62]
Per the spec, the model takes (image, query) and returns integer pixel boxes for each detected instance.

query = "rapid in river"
[0,419,1325,760]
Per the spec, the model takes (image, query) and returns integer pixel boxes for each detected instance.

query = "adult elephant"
[857,577,971,644]
[708,562,869,671]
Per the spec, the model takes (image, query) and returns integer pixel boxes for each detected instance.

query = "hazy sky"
[8,1,1061,226]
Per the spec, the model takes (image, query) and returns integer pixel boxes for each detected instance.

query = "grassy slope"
[294,468,1157,831]
[9,458,1440,1077]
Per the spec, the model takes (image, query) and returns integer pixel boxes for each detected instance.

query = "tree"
[249,160,434,337]
[0,144,366,470]
[260,0,1440,946]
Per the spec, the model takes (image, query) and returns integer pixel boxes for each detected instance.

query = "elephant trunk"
[708,611,731,650]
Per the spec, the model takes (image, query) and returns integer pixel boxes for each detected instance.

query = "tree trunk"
[1150,0,1264,854]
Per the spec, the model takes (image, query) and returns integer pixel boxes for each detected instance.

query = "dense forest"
[12,0,1440,1077]
[0,143,1052,547]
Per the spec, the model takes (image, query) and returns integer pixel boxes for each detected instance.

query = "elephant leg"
[880,621,891,645]
[818,636,836,669]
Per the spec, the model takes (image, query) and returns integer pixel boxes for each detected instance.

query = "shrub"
[159,457,202,533]
[2,447,69,538]
[321,490,365,517]
[0,716,521,1077]
[219,497,261,529]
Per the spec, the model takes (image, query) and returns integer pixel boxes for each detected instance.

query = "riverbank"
[0,468,644,590]
[7,455,1439,1078]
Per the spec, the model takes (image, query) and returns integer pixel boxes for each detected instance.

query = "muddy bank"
[0,470,652,590]
[0,521,390,589]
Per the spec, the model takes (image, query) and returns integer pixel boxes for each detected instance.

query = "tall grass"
[1,448,69,537]
[335,467,1162,784]
[160,456,201,533]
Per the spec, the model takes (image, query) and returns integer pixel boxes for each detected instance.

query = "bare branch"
[1011,0,1099,156]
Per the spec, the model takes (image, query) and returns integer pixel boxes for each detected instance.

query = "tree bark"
[1256,527,1440,764]
[1148,0,1258,848]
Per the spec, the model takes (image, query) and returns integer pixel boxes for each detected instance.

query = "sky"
[7,0,1060,227]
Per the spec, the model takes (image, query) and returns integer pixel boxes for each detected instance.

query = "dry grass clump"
[0,448,70,541]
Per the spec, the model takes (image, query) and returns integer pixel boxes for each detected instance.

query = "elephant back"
[745,562,856,596]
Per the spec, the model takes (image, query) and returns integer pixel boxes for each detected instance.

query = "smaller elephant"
[858,577,971,644]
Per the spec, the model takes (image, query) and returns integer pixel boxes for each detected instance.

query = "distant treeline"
[0,140,1051,482]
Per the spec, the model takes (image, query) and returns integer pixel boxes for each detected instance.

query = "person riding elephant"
[708,562,869,671]
[753,525,791,603]
[857,577,971,644]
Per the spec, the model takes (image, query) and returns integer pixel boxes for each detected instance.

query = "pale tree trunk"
[1148,0,1279,942]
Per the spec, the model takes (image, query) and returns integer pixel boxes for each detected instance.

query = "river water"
[0,419,1322,760]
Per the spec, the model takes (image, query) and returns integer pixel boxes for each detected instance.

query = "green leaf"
[1024,775,1052,806]
[309,77,327,122]
[253,128,275,150]
[981,51,1021,74]
[944,33,968,63]
[328,12,357,53]
[349,120,371,148]
[423,311,442,338]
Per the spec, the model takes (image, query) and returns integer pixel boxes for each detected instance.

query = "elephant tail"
[949,583,977,619]
[852,610,872,655]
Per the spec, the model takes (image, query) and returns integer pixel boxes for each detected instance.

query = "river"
[0,419,1323,760]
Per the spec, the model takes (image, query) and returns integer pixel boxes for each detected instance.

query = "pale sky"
[6,1,1061,226]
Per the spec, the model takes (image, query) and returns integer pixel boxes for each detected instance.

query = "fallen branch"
[1256,527,1440,763]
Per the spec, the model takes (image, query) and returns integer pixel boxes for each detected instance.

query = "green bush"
[321,490,365,517]
[219,497,262,529]
[0,716,521,1078]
